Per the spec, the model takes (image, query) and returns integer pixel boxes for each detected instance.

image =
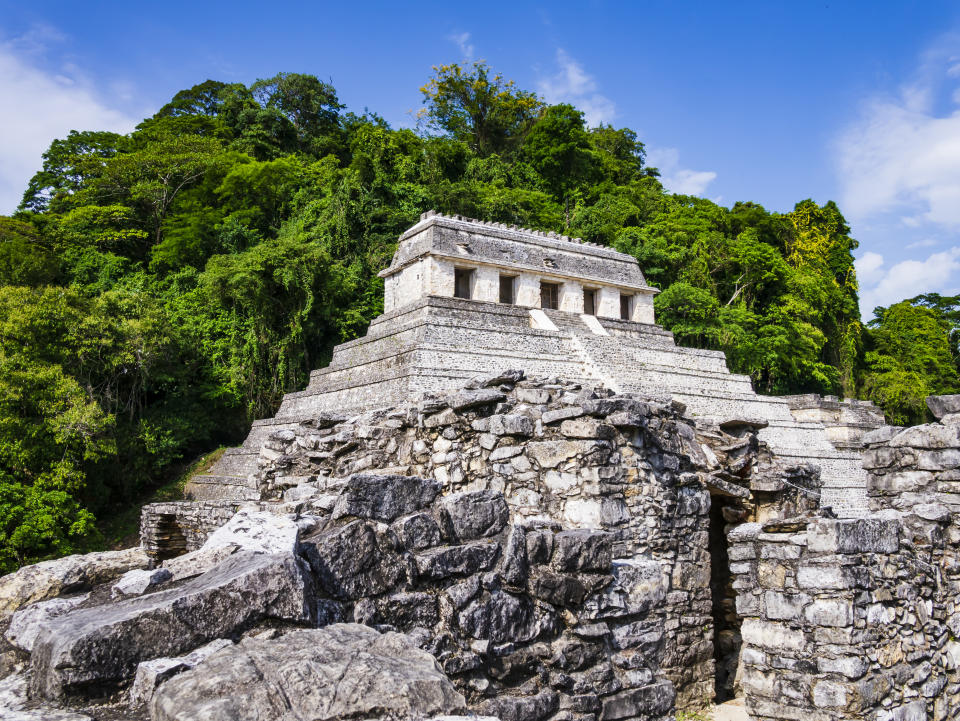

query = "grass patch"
[98,447,228,550]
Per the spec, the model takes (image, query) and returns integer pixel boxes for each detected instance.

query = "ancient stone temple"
[193,211,882,516]
[14,212,955,721]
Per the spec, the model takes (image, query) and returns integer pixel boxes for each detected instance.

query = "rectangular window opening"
[454,268,474,300]
[499,275,516,304]
[583,289,596,316]
[541,282,560,310]
[620,294,634,320]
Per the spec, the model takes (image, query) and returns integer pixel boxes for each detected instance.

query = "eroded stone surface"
[150,625,466,721]
[5,594,89,652]
[0,548,147,620]
[30,551,314,699]
[129,638,233,707]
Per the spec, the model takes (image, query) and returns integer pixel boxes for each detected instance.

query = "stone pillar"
[470,266,499,303]
[597,287,620,319]
[632,292,655,324]
[515,273,541,307]
[383,275,397,312]
[560,281,584,313]
[428,258,455,298]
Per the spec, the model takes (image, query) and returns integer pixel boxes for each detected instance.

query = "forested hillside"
[1,63,958,572]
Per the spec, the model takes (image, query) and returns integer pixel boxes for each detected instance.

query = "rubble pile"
[3,372,793,721]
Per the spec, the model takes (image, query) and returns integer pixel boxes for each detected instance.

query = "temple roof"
[380,210,654,292]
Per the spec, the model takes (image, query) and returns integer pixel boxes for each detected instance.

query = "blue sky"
[2,0,959,316]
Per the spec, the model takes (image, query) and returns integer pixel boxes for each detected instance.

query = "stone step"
[184,475,259,502]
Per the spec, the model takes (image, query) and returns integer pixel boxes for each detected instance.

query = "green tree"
[0,217,58,286]
[522,104,599,222]
[908,292,960,373]
[419,62,543,157]
[20,130,124,213]
[862,301,960,425]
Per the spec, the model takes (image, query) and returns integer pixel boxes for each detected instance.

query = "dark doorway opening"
[709,495,742,703]
[583,289,596,315]
[454,268,474,299]
[499,275,516,304]
[541,282,560,310]
[154,514,188,561]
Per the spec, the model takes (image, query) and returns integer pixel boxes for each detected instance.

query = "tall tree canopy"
[0,63,952,572]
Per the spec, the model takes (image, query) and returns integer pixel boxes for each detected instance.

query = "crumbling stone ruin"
[1,214,956,721]
[727,395,960,721]
[1,372,816,721]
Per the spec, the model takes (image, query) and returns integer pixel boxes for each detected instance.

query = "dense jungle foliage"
[1,63,958,572]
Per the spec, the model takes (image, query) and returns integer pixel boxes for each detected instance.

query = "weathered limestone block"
[526,440,595,469]
[150,625,466,721]
[440,490,509,541]
[5,593,89,652]
[111,567,172,597]
[926,394,960,420]
[806,518,899,554]
[0,548,148,620]
[480,690,559,721]
[0,672,93,720]
[332,473,440,522]
[888,424,960,449]
[599,681,675,721]
[392,511,443,550]
[129,638,233,707]
[414,542,500,580]
[447,388,506,411]
[302,520,404,600]
[30,551,314,699]
[160,542,242,582]
[201,508,301,554]
[553,530,613,572]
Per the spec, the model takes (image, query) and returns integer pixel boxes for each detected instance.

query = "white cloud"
[645,146,718,197]
[0,29,137,214]
[837,45,960,228]
[856,247,960,316]
[448,32,474,62]
[905,238,939,250]
[856,251,885,285]
[538,49,616,126]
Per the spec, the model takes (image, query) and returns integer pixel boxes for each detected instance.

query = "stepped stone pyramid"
[192,211,882,516]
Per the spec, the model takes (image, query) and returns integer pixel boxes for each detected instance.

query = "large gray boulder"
[302,520,405,600]
[0,548,148,620]
[150,624,466,721]
[927,394,960,420]
[30,551,314,699]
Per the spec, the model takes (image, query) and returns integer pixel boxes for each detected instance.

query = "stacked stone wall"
[730,399,960,721]
[253,374,720,708]
[783,394,888,450]
[730,514,956,721]
[140,501,242,560]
